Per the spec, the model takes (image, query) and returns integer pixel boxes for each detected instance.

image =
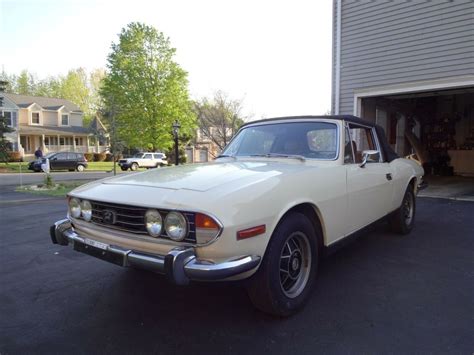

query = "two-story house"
[0,92,108,158]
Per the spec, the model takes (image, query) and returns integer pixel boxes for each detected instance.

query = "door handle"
[386,173,393,181]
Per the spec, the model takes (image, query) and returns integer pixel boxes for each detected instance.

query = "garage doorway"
[357,86,474,199]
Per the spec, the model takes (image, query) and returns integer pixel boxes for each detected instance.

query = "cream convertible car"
[51,116,424,316]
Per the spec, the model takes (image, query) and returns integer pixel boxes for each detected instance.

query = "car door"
[50,153,67,170]
[66,153,78,170]
[143,153,153,167]
[345,123,394,233]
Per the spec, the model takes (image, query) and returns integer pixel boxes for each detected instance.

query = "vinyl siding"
[332,0,474,114]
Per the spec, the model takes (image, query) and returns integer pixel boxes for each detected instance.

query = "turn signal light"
[195,213,221,244]
[196,213,220,229]
[237,225,266,240]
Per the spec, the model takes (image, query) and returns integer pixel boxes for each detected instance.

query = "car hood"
[101,160,314,192]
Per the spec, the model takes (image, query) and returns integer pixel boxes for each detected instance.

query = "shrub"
[94,153,107,162]
[84,153,94,162]
[105,153,114,162]
[44,173,54,188]
[8,151,23,162]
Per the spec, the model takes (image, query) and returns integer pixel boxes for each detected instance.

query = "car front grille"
[89,200,196,243]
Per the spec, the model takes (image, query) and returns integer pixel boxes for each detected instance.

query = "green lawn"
[0,162,31,173]
[0,161,120,173]
[16,181,87,197]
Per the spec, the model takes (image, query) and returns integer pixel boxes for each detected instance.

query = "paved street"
[0,192,473,354]
[0,171,125,187]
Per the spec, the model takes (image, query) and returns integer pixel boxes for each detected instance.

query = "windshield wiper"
[249,153,306,161]
[216,154,236,159]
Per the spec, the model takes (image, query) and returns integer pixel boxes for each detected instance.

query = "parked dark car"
[28,152,88,172]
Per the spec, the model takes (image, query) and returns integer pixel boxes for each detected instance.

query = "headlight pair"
[145,210,188,241]
[68,197,92,221]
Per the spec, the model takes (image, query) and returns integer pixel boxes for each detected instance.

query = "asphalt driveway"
[0,193,473,354]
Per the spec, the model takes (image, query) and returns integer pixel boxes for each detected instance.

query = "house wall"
[70,113,83,126]
[18,108,29,125]
[0,96,20,150]
[43,111,57,126]
[332,0,474,115]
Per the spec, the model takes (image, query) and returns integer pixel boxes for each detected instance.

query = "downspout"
[334,0,342,115]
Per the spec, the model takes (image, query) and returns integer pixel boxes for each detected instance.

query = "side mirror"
[360,150,379,168]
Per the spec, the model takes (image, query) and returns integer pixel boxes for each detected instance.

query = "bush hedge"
[94,153,107,162]
[8,151,23,162]
[84,153,94,162]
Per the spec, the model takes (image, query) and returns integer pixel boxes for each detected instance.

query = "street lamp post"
[172,120,181,166]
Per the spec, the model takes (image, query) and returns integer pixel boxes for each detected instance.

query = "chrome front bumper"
[50,219,261,285]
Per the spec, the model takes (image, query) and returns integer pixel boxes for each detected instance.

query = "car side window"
[344,127,354,164]
[348,124,379,164]
[153,154,162,159]
[144,154,153,159]
[55,153,67,160]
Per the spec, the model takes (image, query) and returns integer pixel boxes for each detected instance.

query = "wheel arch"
[274,202,326,250]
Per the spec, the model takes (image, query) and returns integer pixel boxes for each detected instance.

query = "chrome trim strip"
[184,255,261,281]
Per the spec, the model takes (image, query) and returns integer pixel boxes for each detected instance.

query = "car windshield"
[221,121,339,160]
[133,153,144,158]
[44,152,56,159]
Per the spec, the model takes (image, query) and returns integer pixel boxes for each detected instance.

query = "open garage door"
[357,87,474,200]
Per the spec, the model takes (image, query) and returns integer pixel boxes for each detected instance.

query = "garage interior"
[360,87,474,200]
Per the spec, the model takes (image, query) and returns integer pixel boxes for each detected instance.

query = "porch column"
[41,134,46,154]
[86,136,90,152]
[57,134,60,152]
[96,139,99,153]
[73,135,76,152]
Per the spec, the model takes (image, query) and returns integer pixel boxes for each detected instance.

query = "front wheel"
[389,186,416,235]
[130,163,138,171]
[246,212,319,317]
[76,164,85,172]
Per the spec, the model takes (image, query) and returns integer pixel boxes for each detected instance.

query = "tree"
[0,112,14,162]
[101,22,196,152]
[194,91,246,154]
[59,68,91,115]
[15,70,35,95]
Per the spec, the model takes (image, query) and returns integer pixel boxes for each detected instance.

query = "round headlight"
[69,197,81,218]
[81,200,92,221]
[145,209,163,237]
[164,212,188,241]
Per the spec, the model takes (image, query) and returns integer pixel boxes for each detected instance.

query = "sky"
[0,0,333,120]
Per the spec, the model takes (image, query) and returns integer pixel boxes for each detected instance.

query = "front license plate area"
[74,240,125,266]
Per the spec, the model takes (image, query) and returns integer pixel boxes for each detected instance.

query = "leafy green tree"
[15,70,35,95]
[194,91,246,152]
[59,68,91,115]
[35,76,62,98]
[0,112,14,162]
[101,22,196,151]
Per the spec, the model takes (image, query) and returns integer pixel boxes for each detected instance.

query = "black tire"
[68,169,75,172]
[76,164,85,172]
[246,212,319,317]
[121,167,128,171]
[130,163,138,171]
[389,186,416,235]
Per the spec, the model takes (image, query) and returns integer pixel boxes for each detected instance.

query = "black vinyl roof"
[241,115,376,128]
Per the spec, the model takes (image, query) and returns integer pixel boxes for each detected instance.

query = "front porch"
[20,134,108,158]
